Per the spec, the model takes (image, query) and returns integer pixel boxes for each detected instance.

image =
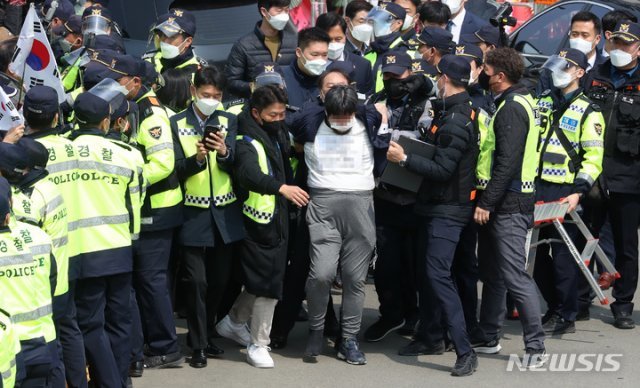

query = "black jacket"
[405,91,478,221]
[343,50,374,96]
[477,84,536,214]
[281,61,320,108]
[233,110,291,299]
[225,22,298,99]
[585,60,640,194]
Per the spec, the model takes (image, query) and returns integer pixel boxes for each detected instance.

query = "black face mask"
[478,71,491,91]
[262,119,286,135]
[383,78,408,100]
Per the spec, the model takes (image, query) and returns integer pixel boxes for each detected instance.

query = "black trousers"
[53,282,87,388]
[608,192,640,316]
[452,222,480,335]
[181,241,233,350]
[373,199,419,324]
[131,229,179,361]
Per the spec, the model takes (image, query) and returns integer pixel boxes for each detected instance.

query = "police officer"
[365,3,411,93]
[225,62,288,116]
[365,51,432,347]
[472,48,546,367]
[0,302,19,388]
[0,150,57,388]
[584,21,640,330]
[416,27,454,69]
[144,8,206,75]
[461,25,502,55]
[81,4,125,51]
[97,54,184,372]
[170,66,245,368]
[387,54,479,377]
[23,85,87,388]
[532,49,605,334]
[69,91,142,387]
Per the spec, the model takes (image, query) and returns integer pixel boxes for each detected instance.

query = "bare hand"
[561,193,581,213]
[374,102,388,124]
[387,141,406,163]
[206,131,227,157]
[3,124,24,144]
[195,141,208,163]
[279,185,309,208]
[474,207,490,225]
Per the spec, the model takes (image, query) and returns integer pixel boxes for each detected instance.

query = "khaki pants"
[229,289,278,346]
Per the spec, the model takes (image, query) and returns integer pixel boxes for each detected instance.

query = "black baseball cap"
[24,86,59,115]
[454,43,484,64]
[18,138,49,169]
[462,25,501,47]
[53,14,82,36]
[0,142,29,174]
[417,27,454,51]
[376,2,406,21]
[611,21,640,43]
[74,91,110,125]
[325,60,357,82]
[154,8,197,37]
[82,4,113,22]
[381,50,412,75]
[436,54,471,84]
[558,48,588,70]
[101,54,146,80]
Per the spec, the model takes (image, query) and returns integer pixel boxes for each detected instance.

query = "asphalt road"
[133,284,640,388]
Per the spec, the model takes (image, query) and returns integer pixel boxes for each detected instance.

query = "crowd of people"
[0,0,639,386]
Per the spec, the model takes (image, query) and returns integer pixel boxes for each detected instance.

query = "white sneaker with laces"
[216,315,251,346]
[247,344,274,368]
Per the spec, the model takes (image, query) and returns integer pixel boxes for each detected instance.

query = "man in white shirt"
[443,0,489,44]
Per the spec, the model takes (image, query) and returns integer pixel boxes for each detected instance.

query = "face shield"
[254,73,287,90]
[367,8,396,38]
[82,14,111,37]
[541,55,575,73]
[60,47,91,67]
[154,19,184,39]
[88,78,128,114]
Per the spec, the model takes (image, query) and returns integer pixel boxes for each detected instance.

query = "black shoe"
[397,316,418,337]
[303,330,324,363]
[524,348,548,369]
[543,314,576,335]
[397,340,445,356]
[576,309,590,321]
[144,351,184,369]
[269,335,288,349]
[451,351,478,377]
[364,318,405,342]
[189,350,207,368]
[471,338,502,354]
[613,312,636,329]
[337,337,366,365]
[129,361,143,378]
[541,310,555,325]
[205,344,225,358]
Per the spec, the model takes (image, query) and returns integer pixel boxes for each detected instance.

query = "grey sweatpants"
[305,189,376,338]
[478,212,546,350]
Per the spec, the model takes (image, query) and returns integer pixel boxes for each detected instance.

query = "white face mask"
[329,117,356,133]
[610,49,634,68]
[435,76,446,98]
[402,14,414,31]
[301,55,327,76]
[469,70,478,85]
[194,96,220,117]
[328,42,345,60]
[443,0,463,15]
[266,12,289,31]
[160,40,186,59]
[569,38,594,55]
[350,22,373,44]
[551,70,574,89]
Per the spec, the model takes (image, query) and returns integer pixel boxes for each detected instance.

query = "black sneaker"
[337,337,366,365]
[542,314,576,335]
[397,340,445,356]
[303,330,324,363]
[364,318,405,342]
[129,361,143,377]
[523,348,548,369]
[144,351,184,369]
[471,339,502,354]
[397,316,418,337]
[451,351,478,377]
[575,309,590,321]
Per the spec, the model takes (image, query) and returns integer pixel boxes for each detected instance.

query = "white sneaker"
[216,315,251,346]
[246,344,274,368]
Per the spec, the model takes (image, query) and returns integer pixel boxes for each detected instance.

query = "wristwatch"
[399,155,408,168]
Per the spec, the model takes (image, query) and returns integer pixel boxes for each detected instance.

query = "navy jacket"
[343,50,374,96]
[281,61,320,109]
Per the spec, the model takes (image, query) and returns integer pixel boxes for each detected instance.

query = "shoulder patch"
[148,126,162,139]
[594,123,603,136]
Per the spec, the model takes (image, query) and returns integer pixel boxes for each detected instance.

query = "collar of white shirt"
[450,8,466,42]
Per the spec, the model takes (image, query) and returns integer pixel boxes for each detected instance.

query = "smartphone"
[202,125,222,151]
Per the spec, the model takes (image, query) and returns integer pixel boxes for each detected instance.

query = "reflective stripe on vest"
[0,311,18,388]
[365,37,412,93]
[176,114,236,208]
[475,107,494,189]
[236,135,276,224]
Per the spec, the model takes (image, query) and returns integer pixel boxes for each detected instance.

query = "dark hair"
[602,10,638,33]
[24,110,57,130]
[249,84,288,112]
[485,47,524,84]
[393,0,421,10]
[418,1,451,25]
[194,65,225,91]
[345,0,373,20]
[0,37,17,73]
[258,0,291,12]
[324,85,358,116]
[317,68,352,88]
[298,27,331,50]
[316,12,347,34]
[156,67,193,113]
[571,11,602,34]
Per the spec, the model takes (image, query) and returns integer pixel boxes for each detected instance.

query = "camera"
[490,2,517,28]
